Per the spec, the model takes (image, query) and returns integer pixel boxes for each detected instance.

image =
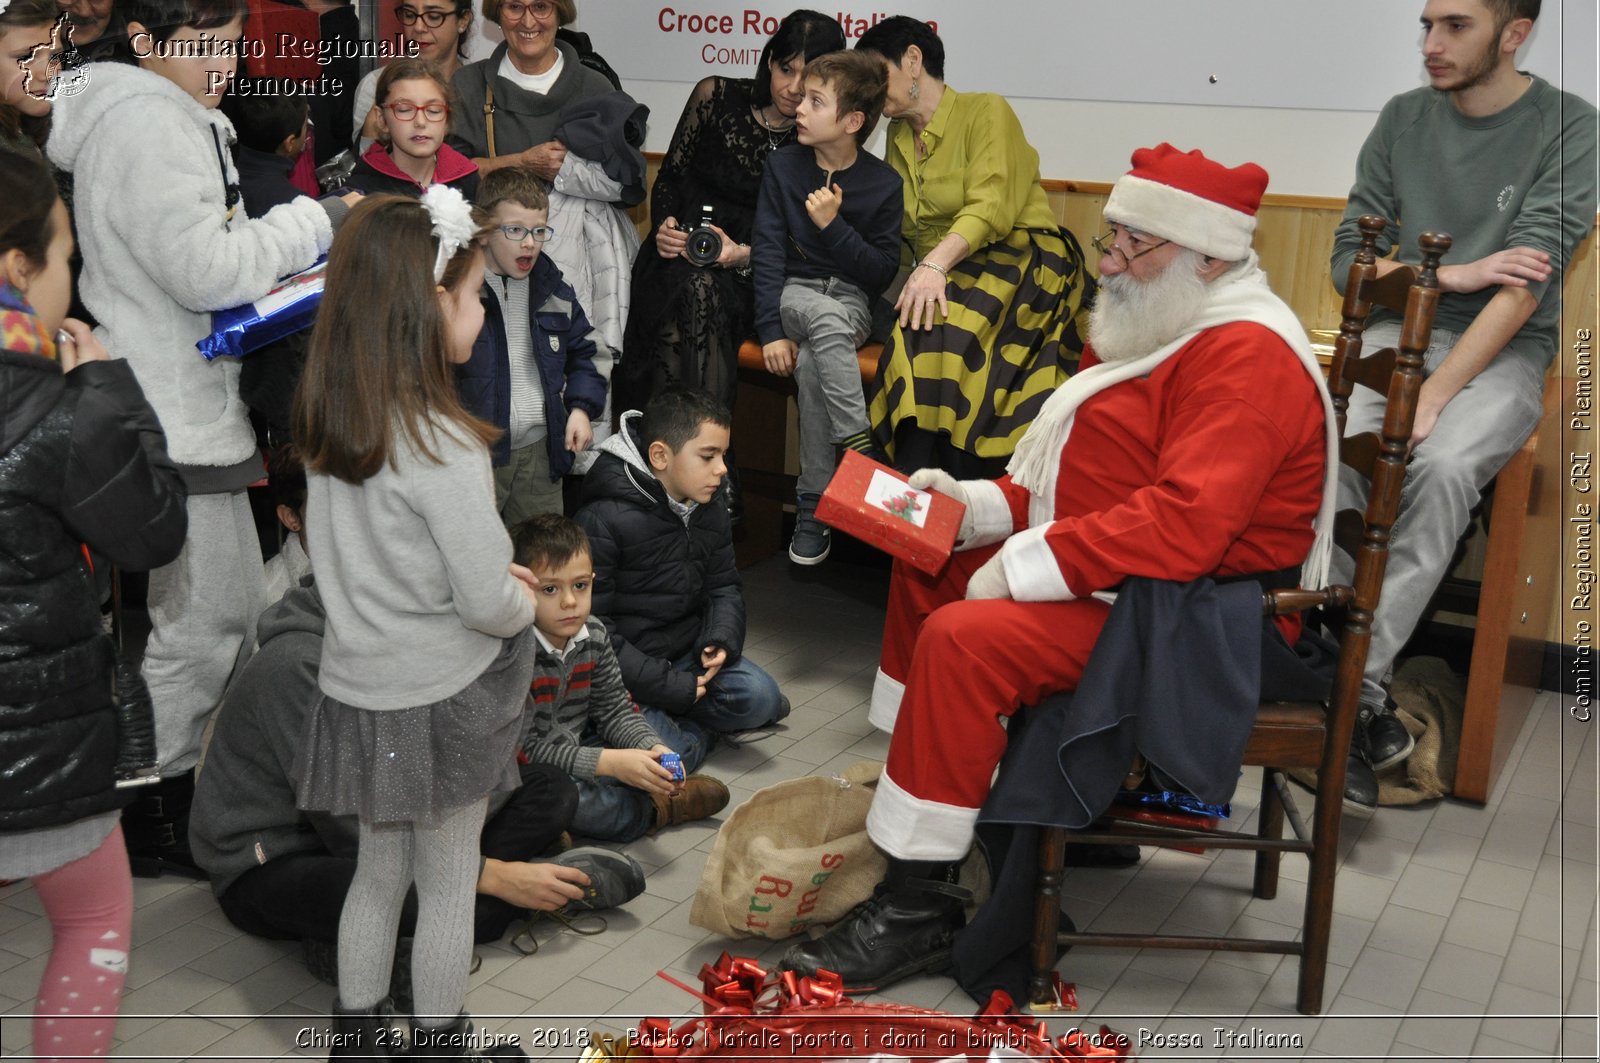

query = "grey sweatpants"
[1331,319,1549,709]
[783,276,874,496]
[145,490,264,773]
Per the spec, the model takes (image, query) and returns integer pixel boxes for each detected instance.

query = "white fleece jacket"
[48,63,332,468]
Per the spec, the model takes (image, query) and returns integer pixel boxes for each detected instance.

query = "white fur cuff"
[1105,174,1256,262]
[866,771,981,860]
[1000,524,1074,602]
[868,669,905,733]
[958,479,1014,550]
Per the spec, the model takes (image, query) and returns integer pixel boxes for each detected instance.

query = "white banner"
[536,1,1592,113]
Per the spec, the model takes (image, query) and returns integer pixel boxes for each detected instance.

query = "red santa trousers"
[864,550,1112,861]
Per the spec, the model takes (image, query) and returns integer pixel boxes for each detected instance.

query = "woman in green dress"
[856,16,1093,478]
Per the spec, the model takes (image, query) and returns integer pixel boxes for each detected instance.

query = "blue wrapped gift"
[198,258,326,360]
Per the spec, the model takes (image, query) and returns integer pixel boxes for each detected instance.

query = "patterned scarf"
[0,280,57,361]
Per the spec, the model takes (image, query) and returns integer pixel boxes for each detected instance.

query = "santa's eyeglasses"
[1093,224,1170,267]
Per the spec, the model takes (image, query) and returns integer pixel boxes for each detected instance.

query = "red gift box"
[816,451,966,576]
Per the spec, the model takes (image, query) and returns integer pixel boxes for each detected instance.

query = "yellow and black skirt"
[869,226,1094,479]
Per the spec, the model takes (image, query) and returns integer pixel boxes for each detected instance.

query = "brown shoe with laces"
[651,774,730,831]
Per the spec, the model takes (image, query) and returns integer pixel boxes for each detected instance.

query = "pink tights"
[29,822,133,1061]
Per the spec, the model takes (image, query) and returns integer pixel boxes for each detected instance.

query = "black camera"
[679,205,723,268]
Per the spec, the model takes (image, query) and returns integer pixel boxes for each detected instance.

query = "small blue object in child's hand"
[658,752,684,782]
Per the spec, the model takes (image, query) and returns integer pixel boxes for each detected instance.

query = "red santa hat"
[1103,143,1270,262]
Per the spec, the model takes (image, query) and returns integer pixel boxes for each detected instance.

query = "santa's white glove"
[907,468,976,542]
[964,552,1012,600]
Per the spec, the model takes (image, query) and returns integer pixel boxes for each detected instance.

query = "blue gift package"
[198,258,327,360]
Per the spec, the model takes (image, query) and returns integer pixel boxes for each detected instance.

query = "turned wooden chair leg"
[1254,766,1284,900]
[1029,827,1068,1005]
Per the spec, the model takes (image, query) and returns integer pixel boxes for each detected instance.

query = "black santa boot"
[779,858,970,989]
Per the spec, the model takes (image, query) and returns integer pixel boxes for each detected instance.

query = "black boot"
[1342,752,1378,816]
[408,1013,527,1060]
[328,998,401,1060]
[779,858,969,989]
[1355,697,1415,771]
[121,769,205,878]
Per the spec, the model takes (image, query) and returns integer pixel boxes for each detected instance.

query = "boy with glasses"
[458,165,610,522]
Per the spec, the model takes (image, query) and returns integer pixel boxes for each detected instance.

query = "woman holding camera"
[615,10,845,432]
[856,17,1094,478]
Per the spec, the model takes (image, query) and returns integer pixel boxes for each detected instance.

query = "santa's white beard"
[1087,248,1212,363]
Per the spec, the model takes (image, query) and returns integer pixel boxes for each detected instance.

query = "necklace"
[753,103,794,152]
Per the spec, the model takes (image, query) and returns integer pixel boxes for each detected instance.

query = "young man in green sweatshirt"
[1329,0,1597,810]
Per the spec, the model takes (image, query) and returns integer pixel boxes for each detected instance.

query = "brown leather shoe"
[651,774,730,831]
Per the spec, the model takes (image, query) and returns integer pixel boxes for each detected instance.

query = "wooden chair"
[1024,216,1452,1016]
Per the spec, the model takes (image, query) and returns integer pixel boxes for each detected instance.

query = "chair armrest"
[1263,586,1353,616]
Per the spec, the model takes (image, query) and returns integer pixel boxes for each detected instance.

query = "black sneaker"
[509,848,646,956]
[1356,699,1415,771]
[551,847,646,912]
[789,493,830,565]
[1342,752,1378,816]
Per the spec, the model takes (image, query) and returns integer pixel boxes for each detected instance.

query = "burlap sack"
[690,761,888,940]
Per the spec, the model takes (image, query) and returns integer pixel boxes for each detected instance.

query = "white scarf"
[1006,255,1338,591]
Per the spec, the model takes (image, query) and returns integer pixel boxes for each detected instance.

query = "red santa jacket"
[965,321,1326,630]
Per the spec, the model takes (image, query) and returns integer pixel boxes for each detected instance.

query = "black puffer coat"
[574,412,744,712]
[0,350,188,831]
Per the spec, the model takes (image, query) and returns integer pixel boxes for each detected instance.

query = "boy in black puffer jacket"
[574,389,789,768]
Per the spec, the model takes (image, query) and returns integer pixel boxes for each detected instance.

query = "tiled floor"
[1,555,1595,1061]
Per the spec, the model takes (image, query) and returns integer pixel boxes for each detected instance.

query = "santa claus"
[780,143,1340,989]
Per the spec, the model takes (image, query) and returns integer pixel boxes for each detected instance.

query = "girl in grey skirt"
[292,187,540,1059]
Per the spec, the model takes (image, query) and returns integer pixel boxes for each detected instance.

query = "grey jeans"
[1330,318,1549,708]
[781,276,873,496]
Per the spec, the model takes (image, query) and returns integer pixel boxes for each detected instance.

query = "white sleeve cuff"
[958,479,1014,550]
[999,523,1075,602]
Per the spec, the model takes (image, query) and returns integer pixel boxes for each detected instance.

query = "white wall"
[460,1,1597,199]
[620,82,1385,197]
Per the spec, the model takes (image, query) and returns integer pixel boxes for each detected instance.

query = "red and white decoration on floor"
[580,953,1133,1061]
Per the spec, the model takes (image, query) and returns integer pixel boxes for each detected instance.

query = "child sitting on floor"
[260,443,310,608]
[574,387,789,769]
[512,514,730,841]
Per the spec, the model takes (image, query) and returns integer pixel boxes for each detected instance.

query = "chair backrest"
[1322,215,1451,758]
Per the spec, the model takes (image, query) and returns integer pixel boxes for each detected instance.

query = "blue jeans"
[570,776,656,842]
[568,657,785,840]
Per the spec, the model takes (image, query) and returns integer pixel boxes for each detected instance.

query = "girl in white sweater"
[46,0,357,875]
[293,187,538,1060]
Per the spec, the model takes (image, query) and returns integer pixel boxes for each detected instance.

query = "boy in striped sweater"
[513,515,730,841]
